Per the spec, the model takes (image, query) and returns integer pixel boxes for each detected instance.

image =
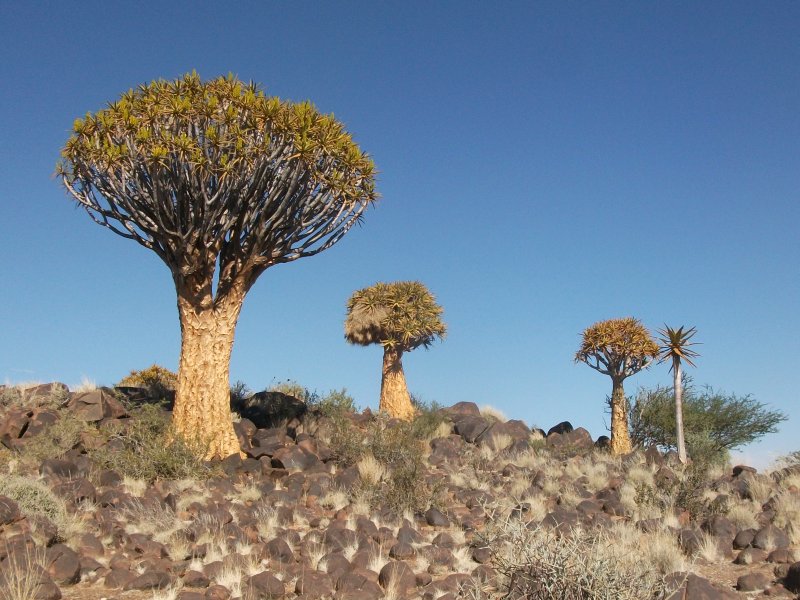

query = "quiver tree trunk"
[609,377,633,455]
[674,361,687,463]
[172,279,245,460]
[380,347,415,420]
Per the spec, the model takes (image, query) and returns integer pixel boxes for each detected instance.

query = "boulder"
[245,571,285,599]
[378,560,416,592]
[453,416,490,444]
[440,402,481,418]
[67,388,128,421]
[237,391,307,430]
[547,421,573,436]
[271,446,320,471]
[0,495,22,525]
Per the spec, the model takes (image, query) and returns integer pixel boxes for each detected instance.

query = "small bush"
[117,364,177,400]
[20,413,98,463]
[0,384,69,411]
[311,388,357,418]
[482,520,670,599]
[410,396,449,440]
[89,404,213,482]
[0,475,82,542]
[329,412,442,515]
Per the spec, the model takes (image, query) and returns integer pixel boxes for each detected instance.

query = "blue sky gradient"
[1,2,797,466]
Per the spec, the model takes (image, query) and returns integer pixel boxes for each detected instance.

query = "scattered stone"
[245,571,285,598]
[68,388,128,421]
[737,571,771,592]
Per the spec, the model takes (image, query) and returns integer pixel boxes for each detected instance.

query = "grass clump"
[89,404,213,483]
[19,413,98,464]
[0,543,48,600]
[0,383,69,411]
[328,412,443,515]
[0,475,82,542]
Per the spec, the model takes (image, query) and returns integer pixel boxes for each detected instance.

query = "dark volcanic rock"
[68,388,128,421]
[46,544,81,584]
[424,507,450,528]
[0,495,22,525]
[547,421,573,436]
[245,571,285,598]
[379,560,416,592]
[238,391,306,429]
[271,446,320,471]
[783,561,800,592]
[453,416,490,443]
[441,402,481,418]
[123,570,173,591]
[666,572,740,599]
[736,572,771,591]
[295,570,333,596]
[753,524,790,550]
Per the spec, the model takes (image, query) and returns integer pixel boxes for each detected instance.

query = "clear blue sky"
[1,2,797,467]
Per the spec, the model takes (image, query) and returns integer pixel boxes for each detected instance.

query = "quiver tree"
[575,317,658,455]
[58,73,377,459]
[345,281,446,420]
[657,325,700,464]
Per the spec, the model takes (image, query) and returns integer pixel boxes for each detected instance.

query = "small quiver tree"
[657,325,700,464]
[345,281,446,420]
[58,73,377,459]
[575,317,658,455]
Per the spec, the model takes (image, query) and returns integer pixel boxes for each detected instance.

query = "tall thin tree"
[657,325,700,463]
[59,73,378,458]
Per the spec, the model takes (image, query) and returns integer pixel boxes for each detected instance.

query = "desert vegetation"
[0,378,797,600]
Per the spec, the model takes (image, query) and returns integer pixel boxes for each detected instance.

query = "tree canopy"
[575,317,659,380]
[58,72,378,298]
[345,281,446,351]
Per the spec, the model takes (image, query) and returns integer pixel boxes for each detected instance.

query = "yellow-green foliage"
[345,281,446,351]
[118,364,177,390]
[576,317,659,377]
[58,72,376,205]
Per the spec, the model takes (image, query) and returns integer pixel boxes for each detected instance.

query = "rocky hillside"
[1,383,799,600]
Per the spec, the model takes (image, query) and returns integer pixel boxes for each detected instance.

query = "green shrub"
[310,388,357,418]
[20,414,98,463]
[0,475,83,542]
[629,379,786,462]
[330,412,442,515]
[410,396,449,439]
[89,404,213,482]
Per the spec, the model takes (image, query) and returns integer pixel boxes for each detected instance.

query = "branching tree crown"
[345,281,446,351]
[575,317,659,380]
[58,72,378,298]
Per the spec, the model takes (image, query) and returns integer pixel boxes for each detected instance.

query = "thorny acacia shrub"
[481,520,672,599]
[89,404,214,482]
[630,380,786,463]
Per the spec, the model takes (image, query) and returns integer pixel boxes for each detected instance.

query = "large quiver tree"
[59,73,377,459]
[345,281,446,420]
[575,317,658,455]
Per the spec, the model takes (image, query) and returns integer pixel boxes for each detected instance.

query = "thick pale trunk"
[674,360,687,463]
[172,286,244,460]
[379,347,415,420]
[609,377,633,455]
